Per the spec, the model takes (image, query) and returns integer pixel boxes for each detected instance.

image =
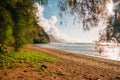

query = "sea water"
[35,43,120,61]
[35,43,100,56]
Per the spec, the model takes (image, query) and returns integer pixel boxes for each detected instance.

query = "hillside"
[33,26,50,44]
[49,35,61,43]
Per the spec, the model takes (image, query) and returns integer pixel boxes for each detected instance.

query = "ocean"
[35,43,120,61]
[35,43,100,56]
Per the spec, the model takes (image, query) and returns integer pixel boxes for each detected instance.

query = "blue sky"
[43,0,100,43]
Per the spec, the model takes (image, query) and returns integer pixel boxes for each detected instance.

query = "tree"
[0,0,36,50]
[58,0,120,43]
[0,4,14,46]
[0,0,49,51]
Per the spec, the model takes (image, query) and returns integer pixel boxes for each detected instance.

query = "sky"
[42,0,101,43]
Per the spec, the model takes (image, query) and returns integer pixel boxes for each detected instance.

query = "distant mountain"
[33,26,67,44]
[49,35,67,43]
[49,35,61,42]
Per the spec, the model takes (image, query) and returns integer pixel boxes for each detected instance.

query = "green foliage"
[33,24,50,44]
[0,0,49,50]
[12,0,35,49]
[0,51,56,67]
[0,0,34,49]
[59,0,120,43]
[0,4,14,45]
[0,45,9,54]
[58,0,109,29]
[40,38,49,43]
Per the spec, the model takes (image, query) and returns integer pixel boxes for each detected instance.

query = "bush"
[0,51,57,68]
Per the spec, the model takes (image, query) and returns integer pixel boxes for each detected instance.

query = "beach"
[0,45,120,80]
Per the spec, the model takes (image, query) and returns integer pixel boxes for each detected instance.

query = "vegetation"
[0,0,119,50]
[58,0,109,29]
[58,0,120,43]
[0,0,49,51]
[0,0,52,70]
[33,25,50,44]
[0,51,56,68]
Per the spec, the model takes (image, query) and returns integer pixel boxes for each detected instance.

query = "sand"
[0,45,120,80]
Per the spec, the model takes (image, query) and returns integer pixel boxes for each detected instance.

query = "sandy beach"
[0,45,120,80]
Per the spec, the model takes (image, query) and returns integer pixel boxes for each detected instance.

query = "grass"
[0,51,57,68]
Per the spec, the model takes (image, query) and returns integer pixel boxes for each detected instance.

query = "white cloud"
[34,3,69,42]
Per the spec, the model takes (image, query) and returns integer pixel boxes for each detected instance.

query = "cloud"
[34,3,68,42]
[49,16,57,25]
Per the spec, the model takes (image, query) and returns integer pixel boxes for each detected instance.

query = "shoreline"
[27,46,120,72]
[47,46,120,62]
[35,43,120,61]
[0,45,120,80]
[35,45,120,62]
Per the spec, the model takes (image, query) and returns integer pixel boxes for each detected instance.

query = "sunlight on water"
[36,42,120,61]
[100,43,120,60]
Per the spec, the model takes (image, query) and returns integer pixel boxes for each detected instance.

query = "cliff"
[33,25,50,44]
[49,35,61,43]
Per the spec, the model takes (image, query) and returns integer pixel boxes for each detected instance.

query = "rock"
[23,70,27,72]
[40,64,47,71]
[41,64,47,68]
[116,77,120,80]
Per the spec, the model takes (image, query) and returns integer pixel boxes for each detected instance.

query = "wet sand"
[0,45,120,80]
